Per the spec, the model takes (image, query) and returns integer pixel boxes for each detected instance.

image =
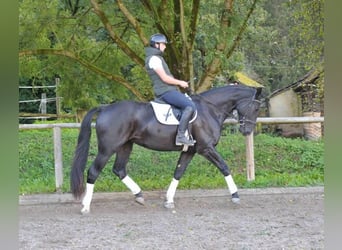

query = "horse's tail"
[70,107,100,199]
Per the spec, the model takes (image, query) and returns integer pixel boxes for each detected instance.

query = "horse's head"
[236,88,262,135]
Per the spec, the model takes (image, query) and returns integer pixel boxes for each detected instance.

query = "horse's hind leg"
[112,142,144,205]
[81,151,113,214]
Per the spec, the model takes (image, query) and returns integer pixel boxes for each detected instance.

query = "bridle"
[237,99,261,127]
[196,88,261,127]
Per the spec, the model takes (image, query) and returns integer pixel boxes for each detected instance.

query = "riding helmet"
[150,33,169,47]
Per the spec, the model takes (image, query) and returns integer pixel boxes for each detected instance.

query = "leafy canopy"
[19,0,323,112]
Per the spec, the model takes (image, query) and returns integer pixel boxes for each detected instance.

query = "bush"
[19,129,324,194]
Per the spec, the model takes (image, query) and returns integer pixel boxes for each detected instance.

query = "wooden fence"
[19,116,324,191]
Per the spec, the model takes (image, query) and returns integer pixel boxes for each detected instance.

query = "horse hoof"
[81,207,90,215]
[232,197,240,204]
[231,192,240,204]
[164,201,175,209]
[135,196,145,205]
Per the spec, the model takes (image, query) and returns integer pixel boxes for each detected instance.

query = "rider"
[145,33,196,146]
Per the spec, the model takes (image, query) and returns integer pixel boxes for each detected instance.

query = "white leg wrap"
[225,175,238,194]
[166,178,179,203]
[122,175,141,195]
[81,183,94,213]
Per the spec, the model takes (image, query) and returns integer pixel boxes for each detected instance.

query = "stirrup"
[175,134,196,146]
[175,138,196,146]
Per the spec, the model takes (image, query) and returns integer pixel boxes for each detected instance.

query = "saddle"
[150,99,197,125]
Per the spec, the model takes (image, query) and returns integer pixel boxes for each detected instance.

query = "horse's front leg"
[201,146,240,204]
[121,175,144,205]
[164,151,195,209]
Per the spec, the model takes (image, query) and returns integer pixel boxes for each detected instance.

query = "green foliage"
[19,0,324,119]
[19,129,324,195]
[18,1,263,111]
[19,130,56,193]
[19,0,140,111]
[241,0,324,95]
[253,134,324,173]
[288,0,324,71]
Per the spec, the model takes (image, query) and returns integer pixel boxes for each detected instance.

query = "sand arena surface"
[19,187,324,249]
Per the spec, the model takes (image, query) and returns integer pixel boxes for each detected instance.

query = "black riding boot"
[175,106,196,146]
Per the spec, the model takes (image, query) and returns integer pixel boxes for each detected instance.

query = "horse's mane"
[197,84,254,97]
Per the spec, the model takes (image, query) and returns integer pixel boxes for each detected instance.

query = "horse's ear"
[255,87,262,99]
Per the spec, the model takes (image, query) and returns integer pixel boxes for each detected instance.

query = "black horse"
[71,84,261,213]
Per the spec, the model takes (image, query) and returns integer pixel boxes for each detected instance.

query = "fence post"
[40,93,47,121]
[246,132,255,181]
[55,77,61,118]
[53,126,63,191]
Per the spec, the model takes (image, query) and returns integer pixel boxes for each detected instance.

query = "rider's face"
[158,43,166,52]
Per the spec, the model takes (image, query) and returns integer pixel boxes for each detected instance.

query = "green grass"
[19,127,324,195]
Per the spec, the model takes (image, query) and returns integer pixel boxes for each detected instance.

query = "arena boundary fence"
[19,116,324,191]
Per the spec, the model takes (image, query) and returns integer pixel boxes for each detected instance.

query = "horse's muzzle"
[239,126,253,136]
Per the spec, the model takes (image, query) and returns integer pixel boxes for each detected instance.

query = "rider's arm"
[149,56,188,88]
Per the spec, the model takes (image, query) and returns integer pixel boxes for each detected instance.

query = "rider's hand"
[178,80,189,88]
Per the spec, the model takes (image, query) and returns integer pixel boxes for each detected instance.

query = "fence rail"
[19,116,324,191]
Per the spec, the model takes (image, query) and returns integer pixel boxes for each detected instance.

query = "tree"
[19,0,259,112]
[241,0,324,95]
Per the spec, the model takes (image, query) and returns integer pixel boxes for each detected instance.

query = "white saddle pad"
[150,101,197,125]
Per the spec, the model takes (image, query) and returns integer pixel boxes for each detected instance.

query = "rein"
[197,91,260,124]
[196,87,260,128]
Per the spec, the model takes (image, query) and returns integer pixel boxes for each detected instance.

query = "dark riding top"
[145,47,178,97]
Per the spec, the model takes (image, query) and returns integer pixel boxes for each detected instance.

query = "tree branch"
[90,0,144,67]
[225,0,258,59]
[179,0,189,51]
[116,0,149,46]
[179,0,194,87]
[140,0,165,33]
[159,0,173,34]
[196,0,258,93]
[196,0,233,92]
[188,0,200,47]
[140,0,182,78]
[19,49,146,101]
